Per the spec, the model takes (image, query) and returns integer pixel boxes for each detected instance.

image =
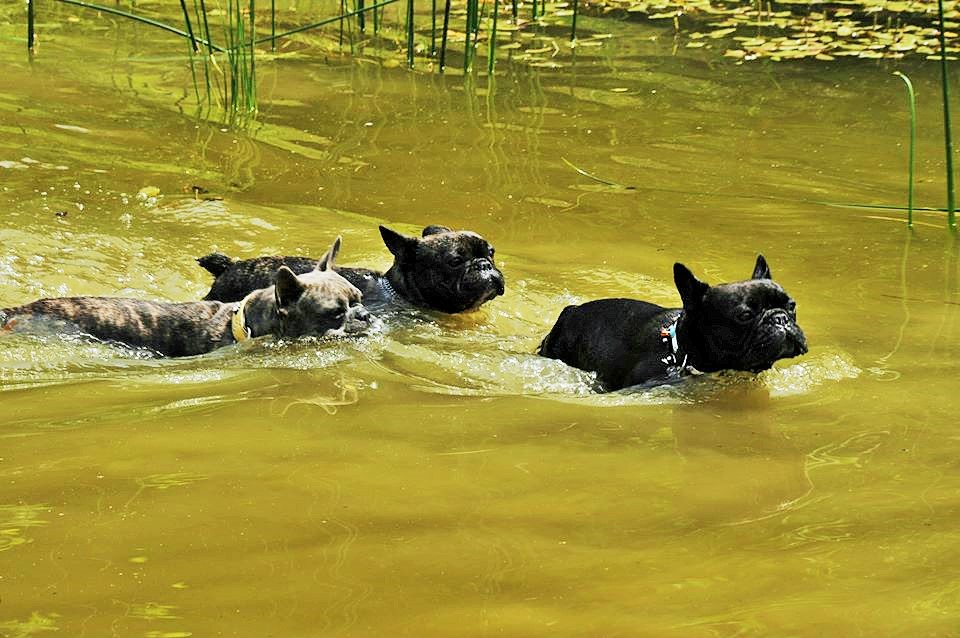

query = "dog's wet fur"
[538,255,808,391]
[198,225,505,314]
[1,237,373,357]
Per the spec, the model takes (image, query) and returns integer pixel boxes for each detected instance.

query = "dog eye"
[448,256,465,267]
[488,247,495,258]
[786,301,797,314]
[737,310,754,323]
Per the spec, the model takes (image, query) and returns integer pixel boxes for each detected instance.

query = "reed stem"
[407,0,414,68]
[27,0,35,51]
[198,0,213,54]
[178,0,200,51]
[488,0,499,73]
[894,71,916,229]
[936,0,956,228]
[257,0,399,43]
[570,0,579,41]
[440,0,451,71]
[55,0,226,51]
[431,0,437,56]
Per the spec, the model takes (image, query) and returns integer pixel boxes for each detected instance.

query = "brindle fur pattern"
[198,225,505,314]
[1,237,371,358]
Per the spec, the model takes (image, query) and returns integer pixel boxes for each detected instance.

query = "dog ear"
[751,254,772,280]
[316,236,342,272]
[674,263,710,310]
[275,266,306,309]
[422,225,452,237]
[380,225,418,261]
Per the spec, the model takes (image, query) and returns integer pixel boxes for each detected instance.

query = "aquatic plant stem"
[440,0,452,71]
[178,0,200,52]
[431,0,437,56]
[464,0,475,72]
[894,71,916,229]
[255,0,399,43]
[198,0,214,54]
[936,0,957,229]
[27,0,35,51]
[54,0,226,51]
[271,0,276,50]
[488,0,499,73]
[571,0,579,41]
[249,0,257,114]
[407,0,415,68]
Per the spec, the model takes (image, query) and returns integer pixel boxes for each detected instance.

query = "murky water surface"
[1,3,959,636]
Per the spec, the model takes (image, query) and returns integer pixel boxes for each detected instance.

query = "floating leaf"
[709,27,736,38]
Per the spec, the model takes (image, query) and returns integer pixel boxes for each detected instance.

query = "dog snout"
[354,306,371,323]
[482,263,505,296]
[767,309,791,327]
[490,271,505,296]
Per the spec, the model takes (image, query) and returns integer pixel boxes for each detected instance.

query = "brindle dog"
[1,237,373,357]
[197,224,505,314]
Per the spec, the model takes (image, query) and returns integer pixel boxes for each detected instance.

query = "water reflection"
[3,8,960,637]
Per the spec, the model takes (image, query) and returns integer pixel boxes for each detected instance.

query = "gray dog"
[0,237,373,357]
[538,255,808,391]
[197,224,505,314]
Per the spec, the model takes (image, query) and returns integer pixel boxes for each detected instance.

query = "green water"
[2,4,960,636]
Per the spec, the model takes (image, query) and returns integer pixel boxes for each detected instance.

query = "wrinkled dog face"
[698,280,807,372]
[676,255,807,373]
[381,225,506,313]
[273,238,376,338]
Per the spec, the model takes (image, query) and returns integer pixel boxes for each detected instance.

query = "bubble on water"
[763,350,861,397]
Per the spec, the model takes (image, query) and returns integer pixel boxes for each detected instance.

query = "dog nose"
[493,275,505,296]
[771,311,789,326]
[486,270,505,296]
[355,307,371,323]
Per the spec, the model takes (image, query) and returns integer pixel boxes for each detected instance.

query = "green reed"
[487,0,499,73]
[464,0,478,72]
[570,0,579,41]
[440,0,452,71]
[430,0,437,55]
[270,0,277,50]
[406,0,415,67]
[27,0,35,51]
[178,0,200,51]
[936,0,957,229]
[894,72,916,228]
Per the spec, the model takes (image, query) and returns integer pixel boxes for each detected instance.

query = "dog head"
[674,255,807,373]
[380,224,505,313]
[272,237,376,338]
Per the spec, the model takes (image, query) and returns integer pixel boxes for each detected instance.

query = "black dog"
[1,237,373,357]
[538,255,808,391]
[197,225,505,313]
